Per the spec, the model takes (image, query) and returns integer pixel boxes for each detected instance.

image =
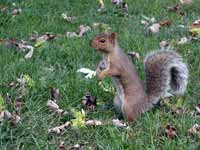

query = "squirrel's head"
[90,32,117,53]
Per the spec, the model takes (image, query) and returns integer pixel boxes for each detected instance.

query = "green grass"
[0,0,200,149]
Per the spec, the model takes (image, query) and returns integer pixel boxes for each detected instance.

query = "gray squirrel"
[90,32,188,122]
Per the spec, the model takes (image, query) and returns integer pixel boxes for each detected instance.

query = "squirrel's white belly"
[112,77,125,111]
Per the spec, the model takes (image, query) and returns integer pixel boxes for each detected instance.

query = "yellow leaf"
[189,28,200,36]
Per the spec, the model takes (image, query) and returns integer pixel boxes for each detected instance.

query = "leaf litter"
[66,25,91,38]
[5,39,34,59]
[81,92,97,111]
[61,13,77,22]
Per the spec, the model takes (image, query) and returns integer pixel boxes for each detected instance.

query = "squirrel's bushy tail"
[144,50,188,104]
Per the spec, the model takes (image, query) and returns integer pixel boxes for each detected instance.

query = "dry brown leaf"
[12,8,22,16]
[191,19,200,29]
[50,87,60,102]
[188,124,200,138]
[59,141,87,150]
[15,99,24,113]
[159,40,170,48]
[66,25,91,38]
[127,51,140,60]
[81,92,96,111]
[4,110,21,126]
[0,5,8,12]
[0,110,5,122]
[5,39,34,59]
[35,33,56,47]
[48,121,71,134]
[180,0,192,4]
[47,100,68,116]
[98,0,105,12]
[165,124,177,139]
[66,32,79,38]
[59,141,65,150]
[78,25,91,37]
[0,38,3,43]
[16,74,26,97]
[112,119,127,127]
[85,120,103,126]
[177,37,190,45]
[61,13,77,22]
[195,104,200,114]
[111,0,123,5]
[141,20,149,27]
[149,23,160,33]
[159,20,172,26]
[166,4,181,12]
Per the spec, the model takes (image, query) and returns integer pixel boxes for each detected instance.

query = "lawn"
[0,0,200,149]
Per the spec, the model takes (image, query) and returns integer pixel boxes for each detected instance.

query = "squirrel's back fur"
[144,50,188,104]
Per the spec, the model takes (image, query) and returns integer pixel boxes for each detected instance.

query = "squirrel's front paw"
[98,72,105,80]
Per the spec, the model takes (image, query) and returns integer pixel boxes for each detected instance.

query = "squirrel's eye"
[99,39,105,43]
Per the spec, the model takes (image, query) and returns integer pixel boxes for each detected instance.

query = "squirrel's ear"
[109,32,117,45]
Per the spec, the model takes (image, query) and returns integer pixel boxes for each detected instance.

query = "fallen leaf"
[141,20,149,27]
[111,0,123,5]
[24,46,34,59]
[149,23,160,33]
[177,37,190,45]
[166,4,181,12]
[165,124,177,139]
[159,20,172,26]
[0,5,8,12]
[188,124,200,138]
[189,19,200,36]
[12,8,22,16]
[81,92,96,111]
[66,32,79,38]
[47,100,68,116]
[59,141,65,150]
[195,104,200,114]
[71,109,85,127]
[0,110,4,122]
[29,31,39,41]
[66,25,91,38]
[189,28,200,36]
[78,25,91,37]
[77,68,96,79]
[112,119,127,127]
[50,87,60,102]
[0,38,3,43]
[85,120,103,126]
[24,74,35,88]
[127,51,140,60]
[180,0,192,4]
[48,121,71,134]
[141,15,156,23]
[5,39,34,59]
[121,2,128,11]
[14,99,24,113]
[4,110,21,126]
[34,32,56,47]
[159,40,170,48]
[16,75,26,97]
[61,13,77,22]
[98,0,105,12]
[191,19,200,29]
[59,142,86,150]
